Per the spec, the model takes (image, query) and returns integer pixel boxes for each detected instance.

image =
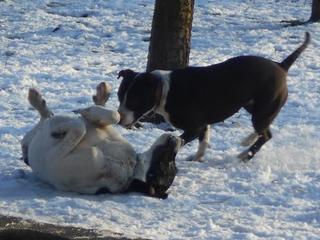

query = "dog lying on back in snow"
[117,32,310,162]
[21,82,181,199]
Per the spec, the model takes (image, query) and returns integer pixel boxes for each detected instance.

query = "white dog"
[21,83,181,198]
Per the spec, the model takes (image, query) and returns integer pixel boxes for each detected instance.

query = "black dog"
[117,33,310,161]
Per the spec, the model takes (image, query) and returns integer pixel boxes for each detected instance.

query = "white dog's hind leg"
[92,82,112,106]
[28,88,53,119]
[76,106,120,127]
[75,82,117,127]
[48,117,86,160]
[22,89,53,165]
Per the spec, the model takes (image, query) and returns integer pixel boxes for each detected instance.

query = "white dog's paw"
[93,82,111,106]
[28,88,53,118]
[28,88,45,109]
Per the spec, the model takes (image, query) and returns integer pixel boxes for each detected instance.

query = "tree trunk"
[146,0,194,72]
[142,0,194,125]
[309,0,320,22]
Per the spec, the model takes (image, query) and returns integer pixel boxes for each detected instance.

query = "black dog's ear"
[117,69,138,80]
[117,69,139,102]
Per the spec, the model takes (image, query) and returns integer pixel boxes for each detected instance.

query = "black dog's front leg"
[180,130,200,145]
[181,125,210,162]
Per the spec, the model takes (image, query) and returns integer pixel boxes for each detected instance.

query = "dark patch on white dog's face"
[118,72,160,127]
[146,135,180,196]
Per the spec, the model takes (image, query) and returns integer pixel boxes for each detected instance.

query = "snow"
[0,0,320,239]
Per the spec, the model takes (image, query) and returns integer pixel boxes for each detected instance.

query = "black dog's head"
[117,69,162,128]
[117,69,139,104]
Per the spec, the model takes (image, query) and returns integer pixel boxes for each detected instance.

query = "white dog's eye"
[51,131,67,139]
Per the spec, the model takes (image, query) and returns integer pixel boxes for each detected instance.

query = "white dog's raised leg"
[74,82,118,127]
[92,82,112,106]
[21,89,54,165]
[28,88,53,119]
[75,106,120,127]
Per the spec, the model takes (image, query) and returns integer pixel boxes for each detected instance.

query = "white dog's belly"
[47,146,106,193]
[54,142,136,193]
[27,116,138,194]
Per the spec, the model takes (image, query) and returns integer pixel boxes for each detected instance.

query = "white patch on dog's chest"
[118,94,135,126]
[152,70,173,125]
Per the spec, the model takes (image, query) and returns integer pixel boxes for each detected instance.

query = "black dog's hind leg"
[239,93,287,161]
[238,112,275,162]
[238,129,272,161]
[241,102,259,147]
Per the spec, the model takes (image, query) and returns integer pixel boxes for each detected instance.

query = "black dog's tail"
[279,32,310,72]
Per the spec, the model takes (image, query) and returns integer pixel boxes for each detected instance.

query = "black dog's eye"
[51,131,66,139]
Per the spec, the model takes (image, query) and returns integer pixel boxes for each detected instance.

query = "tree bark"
[146,0,194,72]
[142,0,194,124]
[309,0,320,22]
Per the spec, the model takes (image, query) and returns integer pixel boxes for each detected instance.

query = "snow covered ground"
[0,0,320,239]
